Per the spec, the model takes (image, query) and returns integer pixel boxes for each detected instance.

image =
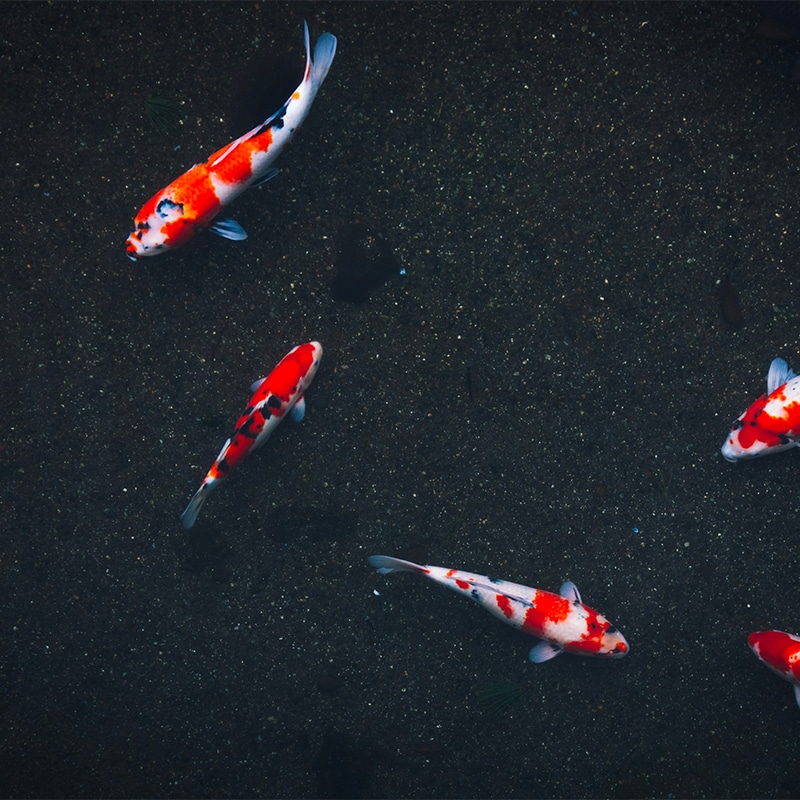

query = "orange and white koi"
[749,630,800,709]
[368,556,629,662]
[181,341,322,529]
[721,357,800,462]
[126,22,336,259]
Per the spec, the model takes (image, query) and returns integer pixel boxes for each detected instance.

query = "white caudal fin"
[368,555,424,575]
[305,21,337,88]
[181,483,211,529]
[767,357,796,393]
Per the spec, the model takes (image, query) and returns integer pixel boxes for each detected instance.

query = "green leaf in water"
[145,96,183,136]
[475,680,527,718]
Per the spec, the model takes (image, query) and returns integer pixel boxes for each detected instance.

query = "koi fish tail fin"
[180,481,213,530]
[368,555,425,575]
[304,21,337,89]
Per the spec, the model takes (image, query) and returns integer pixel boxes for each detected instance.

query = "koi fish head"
[720,394,796,462]
[126,194,194,260]
[721,357,800,462]
[599,622,629,658]
[552,581,630,661]
[572,612,629,659]
[749,630,800,684]
[541,615,629,661]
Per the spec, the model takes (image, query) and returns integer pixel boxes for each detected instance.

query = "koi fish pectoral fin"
[250,377,267,394]
[209,218,248,241]
[290,396,306,422]
[529,641,563,663]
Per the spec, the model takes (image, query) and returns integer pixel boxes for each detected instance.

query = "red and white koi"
[721,357,800,462]
[749,630,800,709]
[181,341,322,529]
[126,22,336,259]
[368,556,629,662]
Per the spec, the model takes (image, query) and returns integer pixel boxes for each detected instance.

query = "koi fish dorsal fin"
[767,357,796,393]
[559,581,581,604]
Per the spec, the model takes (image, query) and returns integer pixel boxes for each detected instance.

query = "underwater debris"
[716,274,743,328]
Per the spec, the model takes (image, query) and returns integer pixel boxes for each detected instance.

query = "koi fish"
[126,22,337,259]
[368,556,629,662]
[181,341,322,529]
[749,630,800,709]
[721,357,800,462]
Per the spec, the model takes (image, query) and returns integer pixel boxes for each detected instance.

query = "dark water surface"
[3,2,800,797]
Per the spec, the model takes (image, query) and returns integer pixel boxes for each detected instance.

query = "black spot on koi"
[238,415,263,440]
[254,104,287,137]
[156,198,184,218]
